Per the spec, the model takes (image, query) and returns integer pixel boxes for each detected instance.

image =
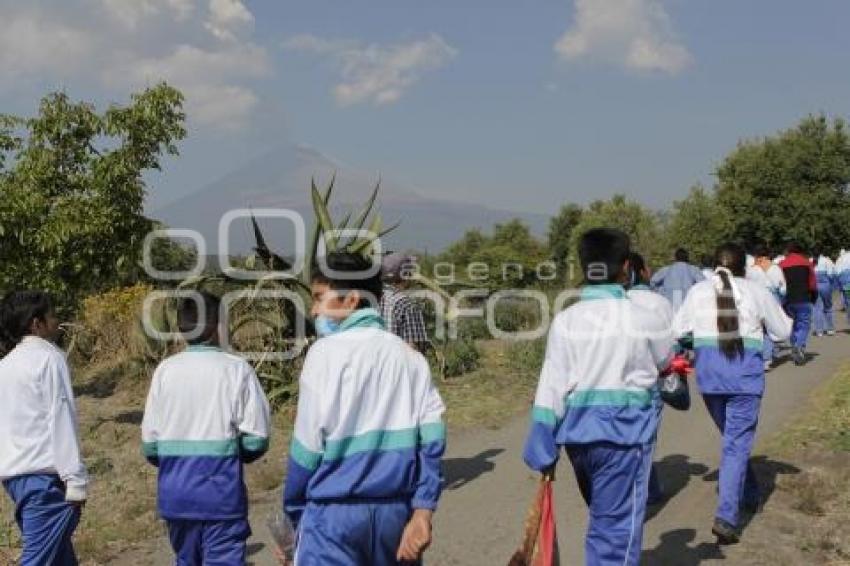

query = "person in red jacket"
[779,242,817,365]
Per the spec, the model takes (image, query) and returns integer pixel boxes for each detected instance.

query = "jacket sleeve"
[672,288,697,340]
[283,347,327,528]
[759,286,793,342]
[412,357,446,511]
[236,363,272,464]
[141,366,163,467]
[46,354,88,502]
[523,316,573,472]
[770,266,787,297]
[691,265,706,285]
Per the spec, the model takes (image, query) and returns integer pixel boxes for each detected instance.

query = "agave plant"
[308,177,400,261]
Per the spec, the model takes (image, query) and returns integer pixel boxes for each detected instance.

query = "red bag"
[508,472,558,566]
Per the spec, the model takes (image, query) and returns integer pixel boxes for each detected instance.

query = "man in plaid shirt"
[380,253,430,353]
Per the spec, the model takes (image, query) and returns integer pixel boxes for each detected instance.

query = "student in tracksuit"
[812,250,837,336]
[142,292,271,565]
[674,243,792,544]
[0,291,88,566]
[650,248,705,311]
[746,244,787,371]
[779,243,817,365]
[283,252,446,566]
[524,230,674,566]
[837,249,850,320]
[626,252,690,506]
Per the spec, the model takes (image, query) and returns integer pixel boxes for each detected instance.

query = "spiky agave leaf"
[311,178,338,253]
[347,219,402,255]
[336,207,354,234]
[345,179,381,246]
[303,175,335,286]
[346,213,381,254]
[250,213,293,271]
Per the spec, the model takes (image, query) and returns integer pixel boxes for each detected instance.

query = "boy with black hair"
[142,291,271,565]
[0,291,88,565]
[283,252,446,565]
[523,229,674,565]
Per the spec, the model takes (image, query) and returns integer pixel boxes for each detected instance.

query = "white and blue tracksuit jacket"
[283,327,446,526]
[815,255,837,289]
[141,346,271,520]
[838,251,850,291]
[673,275,792,395]
[746,264,786,300]
[523,285,675,472]
[0,336,88,501]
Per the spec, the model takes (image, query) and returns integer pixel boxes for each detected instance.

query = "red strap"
[534,481,557,566]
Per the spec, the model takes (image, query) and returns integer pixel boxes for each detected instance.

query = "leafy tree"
[0,84,187,311]
[570,194,666,272]
[664,184,732,261]
[442,228,487,266]
[440,220,549,288]
[715,115,850,254]
[547,203,583,276]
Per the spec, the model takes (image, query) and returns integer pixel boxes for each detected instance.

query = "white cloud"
[555,0,692,74]
[0,0,270,130]
[0,9,95,79]
[284,33,457,107]
[98,0,194,29]
[106,42,271,130]
[205,0,253,42]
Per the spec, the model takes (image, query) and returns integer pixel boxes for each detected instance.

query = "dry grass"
[439,339,539,430]
[749,362,850,564]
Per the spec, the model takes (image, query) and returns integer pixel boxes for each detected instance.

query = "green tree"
[440,220,549,288]
[547,203,583,276]
[665,184,732,261]
[571,195,666,272]
[0,84,187,311]
[715,114,850,253]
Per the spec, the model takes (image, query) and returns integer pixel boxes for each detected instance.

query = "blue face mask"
[314,315,341,337]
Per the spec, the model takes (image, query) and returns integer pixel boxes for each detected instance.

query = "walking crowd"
[1,235,848,565]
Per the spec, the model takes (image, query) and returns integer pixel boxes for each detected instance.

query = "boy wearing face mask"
[283,252,446,565]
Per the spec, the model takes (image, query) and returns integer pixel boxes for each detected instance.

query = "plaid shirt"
[380,284,430,347]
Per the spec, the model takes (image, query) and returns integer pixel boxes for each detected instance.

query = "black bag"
[659,374,690,411]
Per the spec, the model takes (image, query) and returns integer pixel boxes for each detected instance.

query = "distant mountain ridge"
[151,143,550,254]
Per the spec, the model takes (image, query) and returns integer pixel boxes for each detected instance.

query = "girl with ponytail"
[673,243,792,545]
[0,291,88,565]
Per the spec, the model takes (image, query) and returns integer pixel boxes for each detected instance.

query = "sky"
[2,0,849,216]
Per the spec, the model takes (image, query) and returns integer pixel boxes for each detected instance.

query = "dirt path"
[112,324,850,565]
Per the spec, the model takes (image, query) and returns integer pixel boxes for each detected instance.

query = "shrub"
[69,284,154,368]
[432,337,481,379]
[506,337,546,374]
[492,299,544,334]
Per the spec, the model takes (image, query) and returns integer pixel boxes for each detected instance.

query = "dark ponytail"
[0,291,53,357]
[714,244,746,361]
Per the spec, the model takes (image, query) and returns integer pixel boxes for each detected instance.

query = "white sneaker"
[764,361,772,372]
[827,330,836,336]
